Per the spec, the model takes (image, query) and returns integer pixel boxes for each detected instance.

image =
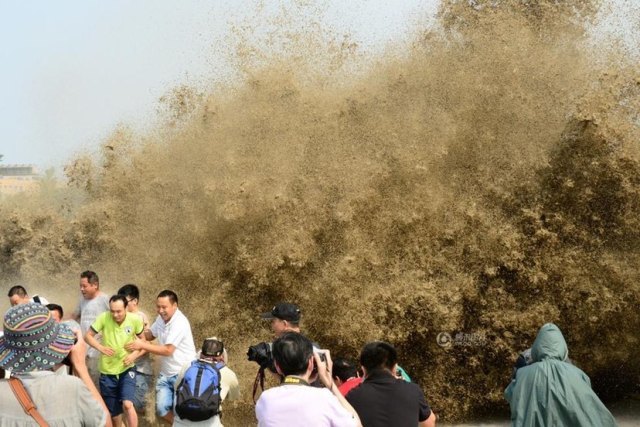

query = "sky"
[0,0,439,172]
[0,0,637,172]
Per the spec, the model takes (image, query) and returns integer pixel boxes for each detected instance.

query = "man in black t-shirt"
[346,341,436,427]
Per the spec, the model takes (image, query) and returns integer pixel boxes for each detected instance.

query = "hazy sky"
[0,0,438,171]
[1,0,637,172]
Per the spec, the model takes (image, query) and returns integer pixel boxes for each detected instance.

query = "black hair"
[80,271,99,285]
[46,303,64,318]
[118,284,140,300]
[272,332,313,376]
[109,294,128,308]
[333,357,358,382]
[360,341,398,372]
[7,285,27,297]
[157,289,178,304]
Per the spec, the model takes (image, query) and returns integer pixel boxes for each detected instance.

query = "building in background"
[0,165,40,195]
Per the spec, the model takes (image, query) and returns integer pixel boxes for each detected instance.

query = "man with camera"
[255,332,362,427]
[261,303,302,337]
[247,303,303,369]
[248,303,302,381]
[346,341,436,427]
[248,303,320,395]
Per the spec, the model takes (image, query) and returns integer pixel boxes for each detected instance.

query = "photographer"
[261,303,302,338]
[255,332,361,427]
[248,303,304,369]
[249,303,323,396]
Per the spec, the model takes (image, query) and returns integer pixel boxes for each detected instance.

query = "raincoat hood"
[530,323,569,362]
[504,324,617,427]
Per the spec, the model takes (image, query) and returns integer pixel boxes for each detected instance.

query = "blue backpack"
[175,360,223,421]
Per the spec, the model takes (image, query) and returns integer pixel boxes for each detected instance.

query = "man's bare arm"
[125,338,175,357]
[84,329,115,357]
[419,411,436,427]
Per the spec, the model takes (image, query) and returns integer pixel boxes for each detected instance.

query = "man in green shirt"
[86,295,145,427]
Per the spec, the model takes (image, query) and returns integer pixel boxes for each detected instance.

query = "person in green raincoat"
[504,323,617,427]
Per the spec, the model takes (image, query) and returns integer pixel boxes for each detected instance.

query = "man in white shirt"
[126,289,196,424]
[256,332,362,427]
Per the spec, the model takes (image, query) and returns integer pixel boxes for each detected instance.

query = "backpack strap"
[8,377,50,427]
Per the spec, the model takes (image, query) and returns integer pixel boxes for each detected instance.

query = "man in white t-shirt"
[256,332,361,427]
[71,270,110,386]
[125,289,196,424]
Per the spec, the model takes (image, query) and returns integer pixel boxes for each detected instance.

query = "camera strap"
[252,367,267,402]
[282,376,309,386]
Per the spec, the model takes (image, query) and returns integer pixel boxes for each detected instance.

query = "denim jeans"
[155,374,178,417]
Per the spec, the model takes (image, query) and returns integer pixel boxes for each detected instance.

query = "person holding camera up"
[255,332,362,427]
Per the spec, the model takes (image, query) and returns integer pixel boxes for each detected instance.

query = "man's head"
[109,294,128,324]
[0,303,75,372]
[79,271,100,300]
[333,357,358,386]
[7,285,29,306]
[272,332,314,377]
[359,341,398,376]
[261,303,301,337]
[156,290,178,323]
[201,337,226,363]
[118,283,140,312]
[46,303,64,322]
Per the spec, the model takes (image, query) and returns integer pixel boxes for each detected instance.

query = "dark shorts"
[99,368,137,417]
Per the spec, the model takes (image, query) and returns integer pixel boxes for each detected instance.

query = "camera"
[313,348,327,363]
[247,341,275,371]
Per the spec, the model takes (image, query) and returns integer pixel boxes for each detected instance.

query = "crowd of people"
[0,272,619,427]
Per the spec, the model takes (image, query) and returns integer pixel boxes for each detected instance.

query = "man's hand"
[123,353,138,366]
[99,345,115,357]
[125,338,143,352]
[313,349,334,389]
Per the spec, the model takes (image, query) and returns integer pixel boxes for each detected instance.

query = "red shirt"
[339,377,363,396]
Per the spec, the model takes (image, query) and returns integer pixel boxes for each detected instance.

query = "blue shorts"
[99,368,137,417]
[155,374,178,417]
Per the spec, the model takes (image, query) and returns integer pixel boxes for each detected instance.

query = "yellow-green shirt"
[90,311,144,375]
